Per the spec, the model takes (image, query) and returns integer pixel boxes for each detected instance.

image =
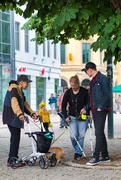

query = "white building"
[14,12,61,111]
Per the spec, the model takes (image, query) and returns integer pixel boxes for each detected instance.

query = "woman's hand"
[80,108,86,114]
[65,117,70,123]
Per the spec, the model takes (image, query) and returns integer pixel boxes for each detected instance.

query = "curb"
[64,161,121,170]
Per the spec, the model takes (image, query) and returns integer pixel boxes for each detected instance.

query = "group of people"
[2,62,111,167]
[60,62,111,166]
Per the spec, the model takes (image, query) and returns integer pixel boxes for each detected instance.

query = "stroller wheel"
[49,153,57,167]
[26,157,36,166]
[9,157,19,169]
[39,156,49,169]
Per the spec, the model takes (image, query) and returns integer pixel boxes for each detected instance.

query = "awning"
[113,84,121,92]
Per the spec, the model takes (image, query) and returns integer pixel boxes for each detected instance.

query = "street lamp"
[107,57,114,139]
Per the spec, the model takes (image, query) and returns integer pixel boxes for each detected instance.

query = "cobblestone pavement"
[0,113,121,180]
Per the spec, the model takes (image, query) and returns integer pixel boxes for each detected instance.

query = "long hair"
[69,75,80,86]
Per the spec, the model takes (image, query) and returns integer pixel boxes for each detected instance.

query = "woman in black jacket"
[62,75,89,160]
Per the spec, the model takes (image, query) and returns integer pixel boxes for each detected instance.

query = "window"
[54,44,57,59]
[2,21,10,43]
[35,42,38,55]
[2,11,10,21]
[22,75,31,103]
[0,11,10,63]
[25,29,29,52]
[54,78,59,97]
[15,22,20,50]
[43,42,45,56]
[47,40,50,57]
[81,79,90,88]
[36,77,46,110]
[82,43,90,64]
[61,79,68,89]
[61,44,65,64]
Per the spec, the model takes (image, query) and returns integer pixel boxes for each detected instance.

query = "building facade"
[0,10,11,112]
[60,37,121,90]
[0,10,61,112]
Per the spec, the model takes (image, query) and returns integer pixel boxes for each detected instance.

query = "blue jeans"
[69,116,88,155]
[50,103,55,114]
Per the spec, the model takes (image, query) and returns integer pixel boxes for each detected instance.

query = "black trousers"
[92,111,109,159]
[7,125,21,163]
[43,123,49,131]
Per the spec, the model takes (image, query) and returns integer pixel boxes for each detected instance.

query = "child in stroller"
[38,102,53,131]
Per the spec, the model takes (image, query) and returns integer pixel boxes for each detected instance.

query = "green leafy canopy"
[1,0,121,64]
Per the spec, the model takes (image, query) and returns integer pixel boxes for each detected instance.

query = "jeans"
[69,116,88,155]
[7,125,21,163]
[50,103,55,114]
[92,111,109,159]
[60,118,67,127]
[116,104,121,113]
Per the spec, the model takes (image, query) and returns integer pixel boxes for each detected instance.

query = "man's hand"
[19,115,25,121]
[80,108,86,114]
[97,108,101,111]
[31,113,38,119]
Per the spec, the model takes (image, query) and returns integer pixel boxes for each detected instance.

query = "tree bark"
[110,0,121,10]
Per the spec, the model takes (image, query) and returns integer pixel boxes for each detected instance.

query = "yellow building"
[60,36,121,89]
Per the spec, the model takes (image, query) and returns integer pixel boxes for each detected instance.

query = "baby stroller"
[10,116,57,169]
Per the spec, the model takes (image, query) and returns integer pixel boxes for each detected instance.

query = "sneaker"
[86,158,100,166]
[7,162,25,167]
[99,156,111,162]
[74,153,82,160]
[65,126,68,129]
[59,126,64,128]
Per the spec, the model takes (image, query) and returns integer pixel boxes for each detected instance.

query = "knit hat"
[39,102,46,108]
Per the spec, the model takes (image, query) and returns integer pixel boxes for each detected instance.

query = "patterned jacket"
[2,80,34,128]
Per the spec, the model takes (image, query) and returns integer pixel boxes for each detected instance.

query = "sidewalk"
[0,113,121,179]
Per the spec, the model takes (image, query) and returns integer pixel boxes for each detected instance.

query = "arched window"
[61,79,68,90]
[81,79,90,88]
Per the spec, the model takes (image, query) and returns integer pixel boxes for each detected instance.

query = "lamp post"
[107,57,114,139]
[10,11,15,80]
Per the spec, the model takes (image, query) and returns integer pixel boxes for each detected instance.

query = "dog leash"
[52,128,68,144]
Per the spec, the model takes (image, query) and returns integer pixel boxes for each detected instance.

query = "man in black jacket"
[81,62,111,166]
[2,75,37,167]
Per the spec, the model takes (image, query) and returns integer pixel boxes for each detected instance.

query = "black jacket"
[2,80,34,128]
[84,72,110,112]
[62,87,89,119]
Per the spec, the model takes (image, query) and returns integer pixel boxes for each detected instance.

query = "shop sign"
[18,67,27,73]
[40,68,45,75]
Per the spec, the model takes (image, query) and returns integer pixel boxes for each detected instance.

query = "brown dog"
[47,147,65,164]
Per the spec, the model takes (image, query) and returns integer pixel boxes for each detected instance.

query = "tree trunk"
[110,0,121,10]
